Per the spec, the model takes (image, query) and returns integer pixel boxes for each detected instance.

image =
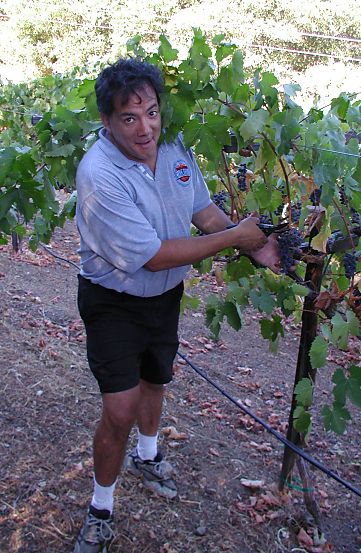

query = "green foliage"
[0,71,99,246]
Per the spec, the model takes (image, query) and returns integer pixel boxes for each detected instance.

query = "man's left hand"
[248,233,281,273]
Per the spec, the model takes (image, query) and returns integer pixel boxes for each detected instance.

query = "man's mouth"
[136,138,153,145]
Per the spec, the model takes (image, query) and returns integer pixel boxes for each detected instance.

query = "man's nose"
[137,118,151,135]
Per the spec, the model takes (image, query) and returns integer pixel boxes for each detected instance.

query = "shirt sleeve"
[77,182,161,275]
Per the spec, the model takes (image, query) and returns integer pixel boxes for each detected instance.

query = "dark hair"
[95,58,164,116]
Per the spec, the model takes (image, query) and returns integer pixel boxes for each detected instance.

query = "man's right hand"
[230,216,268,252]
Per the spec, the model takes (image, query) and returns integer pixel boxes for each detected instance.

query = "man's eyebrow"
[119,103,159,117]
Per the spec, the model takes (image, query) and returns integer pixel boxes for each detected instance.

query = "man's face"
[101,83,161,171]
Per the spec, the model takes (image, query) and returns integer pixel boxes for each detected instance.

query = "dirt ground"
[0,219,360,553]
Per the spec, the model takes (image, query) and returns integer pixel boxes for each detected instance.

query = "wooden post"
[279,259,324,522]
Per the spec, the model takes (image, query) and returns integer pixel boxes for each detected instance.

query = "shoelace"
[86,514,114,543]
[143,459,174,480]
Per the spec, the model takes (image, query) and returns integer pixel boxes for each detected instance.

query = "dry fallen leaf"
[298,527,314,549]
[240,478,265,489]
[161,426,188,441]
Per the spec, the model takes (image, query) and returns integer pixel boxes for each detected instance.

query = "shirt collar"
[97,127,137,169]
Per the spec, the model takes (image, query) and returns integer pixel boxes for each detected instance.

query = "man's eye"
[149,110,158,117]
[124,117,134,124]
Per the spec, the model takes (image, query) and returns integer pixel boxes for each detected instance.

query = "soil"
[0,218,360,553]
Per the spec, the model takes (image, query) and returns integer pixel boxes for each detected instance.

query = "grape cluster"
[339,185,348,206]
[277,228,303,273]
[353,286,361,307]
[275,204,284,218]
[213,190,229,214]
[343,252,357,279]
[237,163,247,191]
[259,214,272,225]
[351,208,361,226]
[309,188,322,205]
[290,202,301,223]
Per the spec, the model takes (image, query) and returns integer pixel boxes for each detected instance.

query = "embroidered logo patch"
[174,160,191,186]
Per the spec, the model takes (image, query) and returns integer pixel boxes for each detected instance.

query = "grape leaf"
[225,257,255,281]
[180,292,200,313]
[291,283,309,297]
[294,378,313,407]
[193,256,213,274]
[332,368,347,404]
[260,315,284,342]
[158,35,178,63]
[215,43,237,64]
[205,295,224,338]
[239,110,268,142]
[309,336,328,368]
[222,301,242,331]
[347,377,361,408]
[293,406,312,434]
[322,403,351,434]
[346,310,360,337]
[249,289,276,314]
[45,144,76,157]
[330,312,349,350]
[0,147,16,180]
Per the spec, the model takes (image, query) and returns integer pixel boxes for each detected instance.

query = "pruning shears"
[257,222,289,236]
[227,222,289,236]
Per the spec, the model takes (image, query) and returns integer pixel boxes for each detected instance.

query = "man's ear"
[100,113,110,131]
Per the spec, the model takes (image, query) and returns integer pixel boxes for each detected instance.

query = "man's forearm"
[144,218,268,271]
[144,229,237,272]
[192,202,233,234]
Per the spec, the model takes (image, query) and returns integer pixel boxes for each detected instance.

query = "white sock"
[91,476,116,513]
[137,430,158,461]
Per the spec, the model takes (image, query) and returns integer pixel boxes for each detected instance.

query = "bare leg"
[137,379,164,436]
[93,385,140,486]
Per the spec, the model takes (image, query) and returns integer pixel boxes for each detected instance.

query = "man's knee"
[101,387,140,431]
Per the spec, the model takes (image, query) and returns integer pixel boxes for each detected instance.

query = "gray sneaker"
[124,448,177,499]
[73,506,115,553]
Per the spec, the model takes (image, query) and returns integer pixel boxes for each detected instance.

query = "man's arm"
[144,202,281,273]
[144,211,267,271]
[191,202,233,234]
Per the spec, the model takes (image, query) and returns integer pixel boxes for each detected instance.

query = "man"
[74,57,280,552]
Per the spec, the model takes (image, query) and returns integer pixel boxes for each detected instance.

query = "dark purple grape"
[339,185,347,206]
[277,228,303,273]
[237,163,247,191]
[275,204,284,217]
[213,190,229,214]
[345,129,361,144]
[343,252,357,279]
[309,188,322,205]
[290,202,301,223]
[259,214,272,225]
[353,286,361,307]
[351,209,361,226]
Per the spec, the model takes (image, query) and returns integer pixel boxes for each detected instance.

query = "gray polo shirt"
[76,129,211,297]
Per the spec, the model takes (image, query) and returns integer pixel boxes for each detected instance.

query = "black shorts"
[77,275,183,394]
